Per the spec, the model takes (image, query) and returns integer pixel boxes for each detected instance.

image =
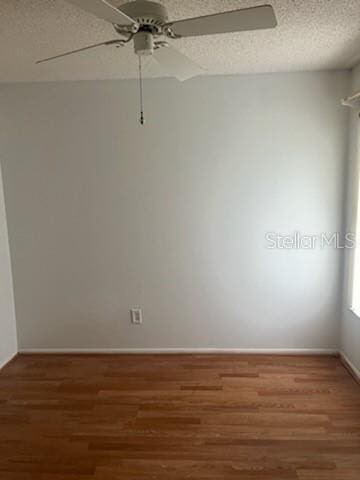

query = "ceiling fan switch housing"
[134,31,154,56]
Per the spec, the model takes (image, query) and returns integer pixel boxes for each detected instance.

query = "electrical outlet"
[130,308,142,324]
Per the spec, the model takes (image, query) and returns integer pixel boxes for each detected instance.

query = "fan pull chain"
[138,55,145,125]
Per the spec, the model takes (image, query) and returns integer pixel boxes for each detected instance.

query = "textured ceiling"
[1,0,360,82]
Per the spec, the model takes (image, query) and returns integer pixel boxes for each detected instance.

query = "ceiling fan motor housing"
[118,1,168,34]
[118,1,169,56]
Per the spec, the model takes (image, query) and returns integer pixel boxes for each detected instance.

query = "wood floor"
[0,354,359,479]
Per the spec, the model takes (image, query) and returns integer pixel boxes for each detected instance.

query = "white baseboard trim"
[19,348,339,355]
[0,352,17,371]
[340,351,360,382]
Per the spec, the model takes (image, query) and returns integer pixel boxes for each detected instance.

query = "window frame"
[350,118,360,317]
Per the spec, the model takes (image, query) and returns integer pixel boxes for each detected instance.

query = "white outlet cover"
[130,308,142,324]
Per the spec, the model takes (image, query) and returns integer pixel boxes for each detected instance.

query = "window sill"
[349,307,360,319]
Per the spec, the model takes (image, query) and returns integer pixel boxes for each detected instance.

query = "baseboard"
[0,352,18,371]
[19,348,339,356]
[340,352,360,384]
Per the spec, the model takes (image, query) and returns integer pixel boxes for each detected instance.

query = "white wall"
[0,164,17,367]
[341,64,360,375]
[0,71,349,351]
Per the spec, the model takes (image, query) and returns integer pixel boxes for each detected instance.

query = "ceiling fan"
[37,0,277,123]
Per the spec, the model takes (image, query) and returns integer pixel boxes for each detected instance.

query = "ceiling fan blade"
[153,45,203,81]
[165,5,277,38]
[65,0,138,26]
[36,39,122,64]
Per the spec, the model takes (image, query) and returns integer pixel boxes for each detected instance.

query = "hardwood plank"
[0,354,359,479]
